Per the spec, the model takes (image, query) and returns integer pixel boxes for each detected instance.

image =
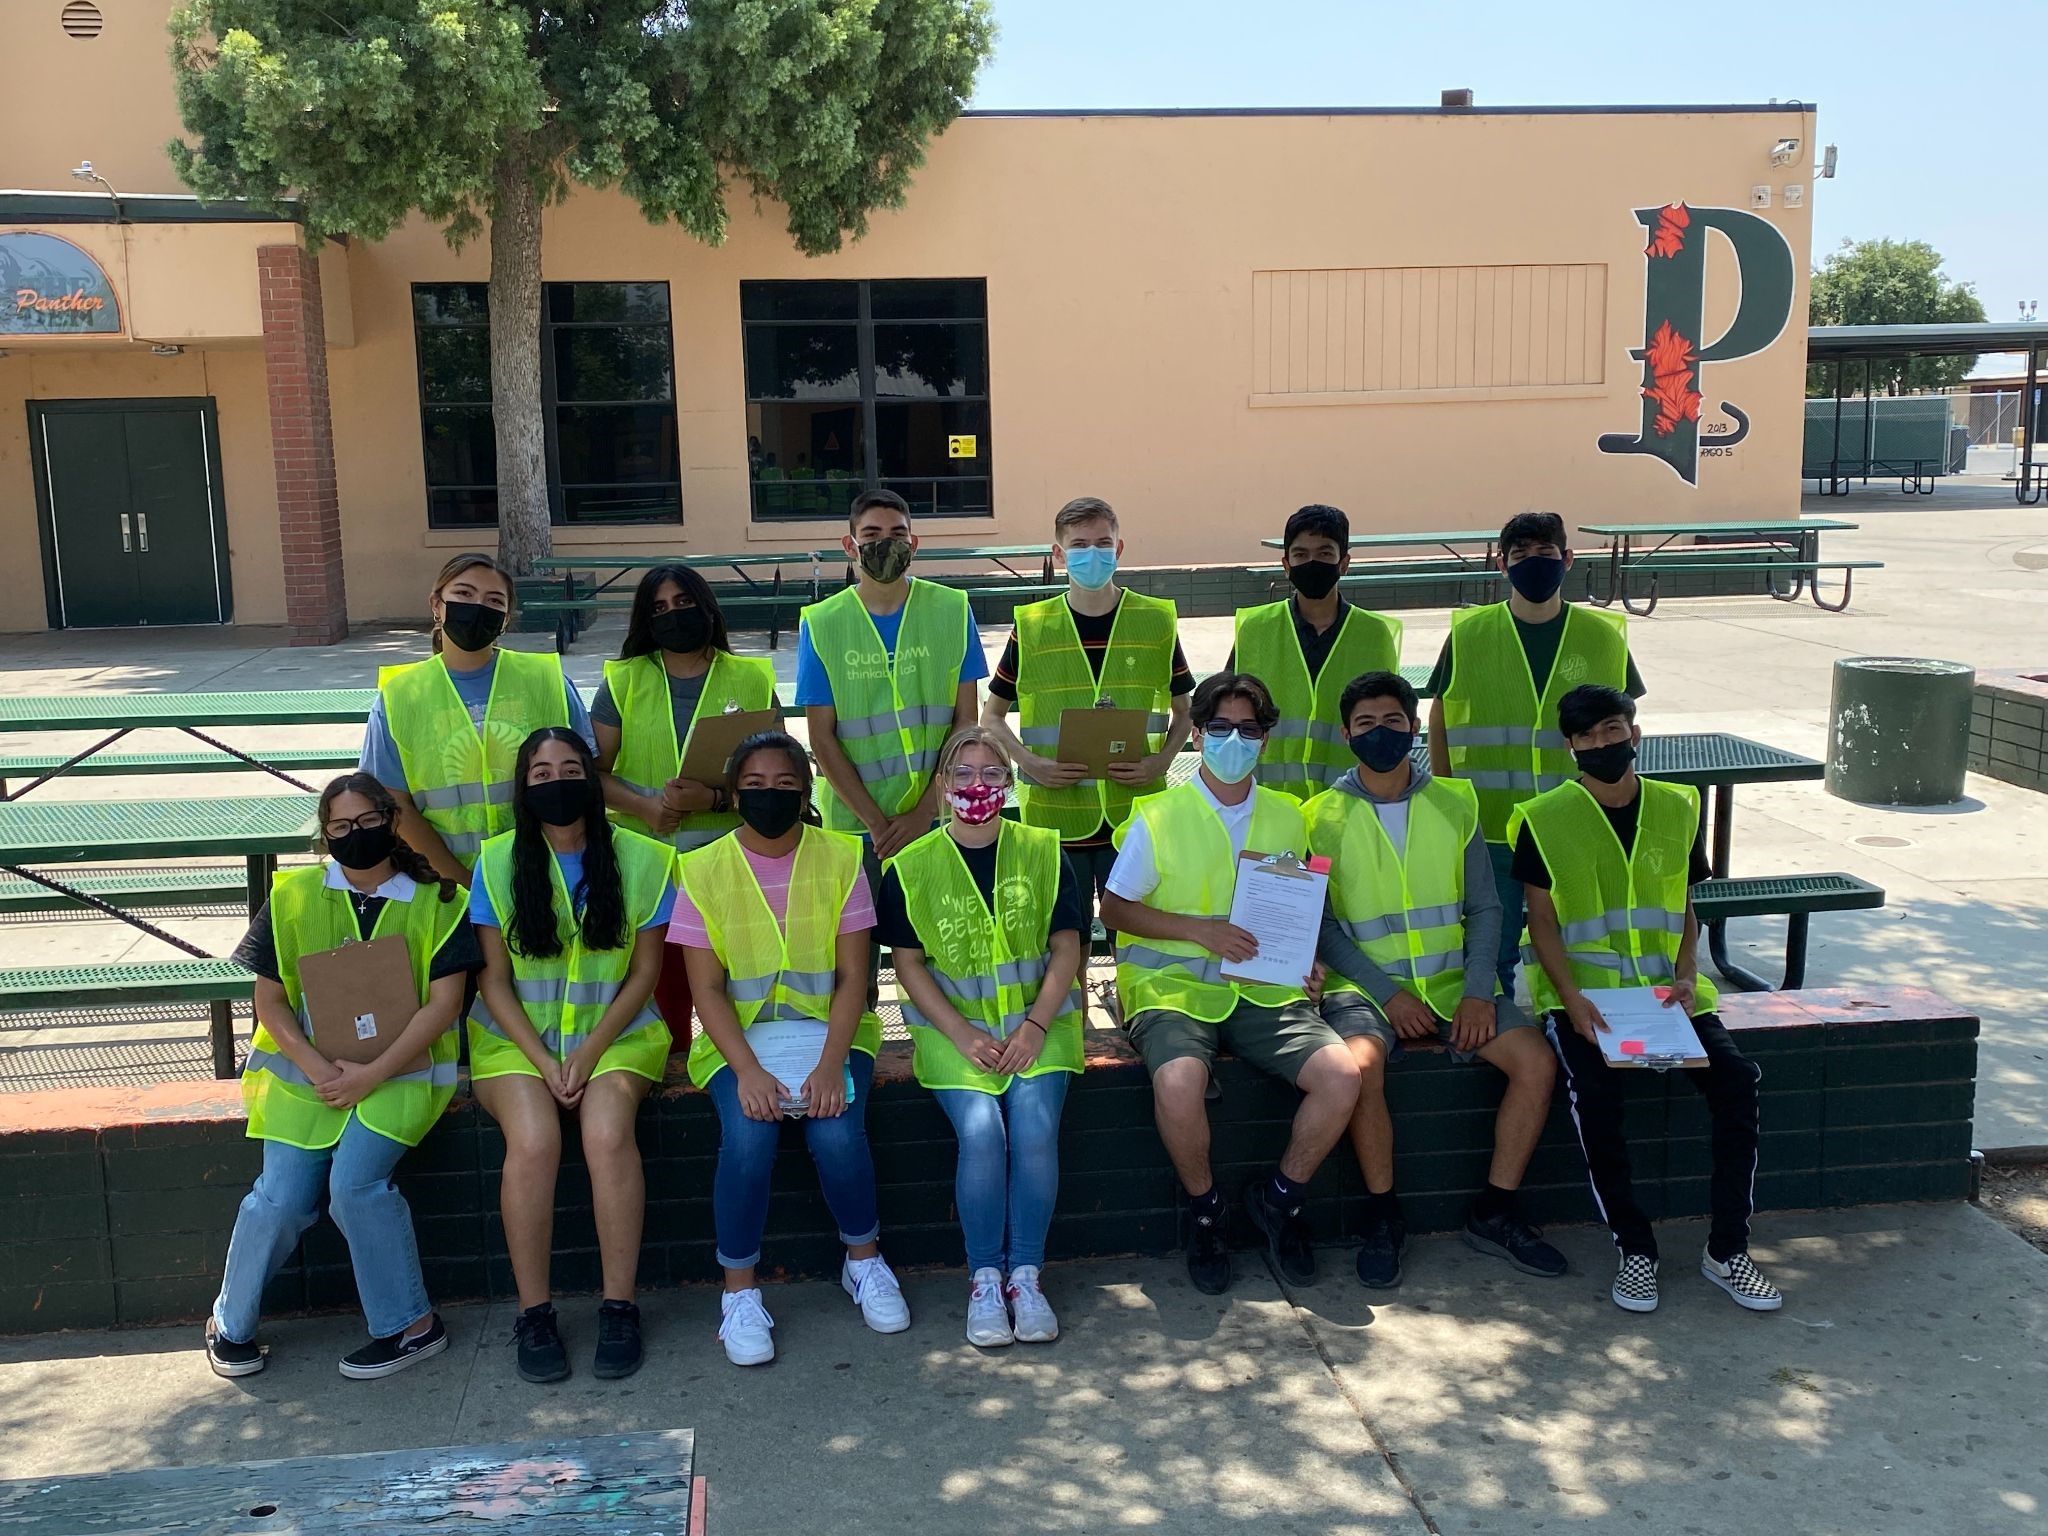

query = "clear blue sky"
[971,0,2038,318]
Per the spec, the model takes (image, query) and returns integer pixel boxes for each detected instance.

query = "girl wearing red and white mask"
[878,728,1087,1346]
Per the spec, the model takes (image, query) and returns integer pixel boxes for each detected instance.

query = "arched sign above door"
[0,230,123,336]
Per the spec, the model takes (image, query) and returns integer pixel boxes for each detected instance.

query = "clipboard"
[1585,985,1709,1071]
[1054,706,1151,775]
[678,706,779,785]
[1218,849,1330,989]
[299,934,428,1071]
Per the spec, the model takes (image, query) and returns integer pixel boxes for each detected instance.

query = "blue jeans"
[706,1050,881,1270]
[1488,839,1523,996]
[213,1119,430,1342]
[933,1071,1070,1273]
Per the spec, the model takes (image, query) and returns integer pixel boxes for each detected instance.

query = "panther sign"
[1597,202,1796,485]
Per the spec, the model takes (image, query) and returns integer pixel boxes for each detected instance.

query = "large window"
[413,282,681,528]
[742,278,991,521]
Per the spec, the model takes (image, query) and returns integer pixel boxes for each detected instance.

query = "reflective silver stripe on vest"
[1558,907,1687,948]
[468,999,660,1055]
[1457,769,1543,791]
[1258,762,1317,784]
[729,968,838,1005]
[1115,941,1227,988]
[439,828,484,858]
[1267,721,1311,743]
[615,775,661,800]
[1444,726,1570,752]
[1018,725,1060,748]
[245,1046,457,1089]
[412,780,488,812]
[838,702,956,743]
[1340,901,1465,945]
[1407,949,1461,979]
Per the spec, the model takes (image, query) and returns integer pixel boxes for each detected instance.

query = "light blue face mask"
[1201,730,1261,784]
[1063,546,1119,591]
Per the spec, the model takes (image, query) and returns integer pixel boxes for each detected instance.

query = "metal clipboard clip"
[1255,850,1318,881]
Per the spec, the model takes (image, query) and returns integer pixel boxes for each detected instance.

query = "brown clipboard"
[1053,707,1151,775]
[299,934,428,1071]
[678,707,779,785]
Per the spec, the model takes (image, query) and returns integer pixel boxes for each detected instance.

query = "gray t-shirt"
[591,666,709,748]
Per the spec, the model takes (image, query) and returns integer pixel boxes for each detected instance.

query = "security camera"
[1770,137,1801,166]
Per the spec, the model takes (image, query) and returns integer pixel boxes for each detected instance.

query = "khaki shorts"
[1322,989,1535,1065]
[1125,1000,1345,1087]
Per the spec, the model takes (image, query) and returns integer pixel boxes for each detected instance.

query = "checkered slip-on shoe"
[1701,1248,1784,1312]
[1611,1253,1660,1313]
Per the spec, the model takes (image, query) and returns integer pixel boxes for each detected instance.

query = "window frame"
[411,280,682,531]
[741,278,991,523]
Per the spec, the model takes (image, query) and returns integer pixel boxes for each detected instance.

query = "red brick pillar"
[258,242,348,645]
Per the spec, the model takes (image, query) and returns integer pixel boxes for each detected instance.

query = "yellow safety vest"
[243,864,464,1150]
[888,821,1085,1093]
[1013,590,1179,841]
[1235,600,1403,801]
[1112,782,1310,1023]
[1508,778,1719,1018]
[466,827,675,1082]
[376,649,570,869]
[1306,775,1480,1019]
[801,581,968,833]
[602,650,777,851]
[676,824,882,1086]
[1440,602,1628,842]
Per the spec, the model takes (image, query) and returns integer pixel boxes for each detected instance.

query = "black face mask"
[527,778,594,827]
[737,787,804,839]
[440,600,507,653]
[1287,559,1342,601]
[1574,740,1637,784]
[855,536,915,583]
[650,606,711,655]
[329,823,397,871]
[1505,555,1566,604]
[1348,725,1416,774]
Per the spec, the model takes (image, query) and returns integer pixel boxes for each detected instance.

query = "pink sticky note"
[1307,855,1332,875]
[1619,1040,1647,1056]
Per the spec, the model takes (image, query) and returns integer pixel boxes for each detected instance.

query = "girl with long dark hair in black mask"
[468,728,674,1385]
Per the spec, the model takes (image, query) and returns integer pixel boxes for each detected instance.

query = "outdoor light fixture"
[70,159,123,221]
[149,344,184,357]
[1770,137,1801,166]
[1820,144,1838,179]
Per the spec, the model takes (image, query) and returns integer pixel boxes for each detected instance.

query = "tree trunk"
[488,147,550,576]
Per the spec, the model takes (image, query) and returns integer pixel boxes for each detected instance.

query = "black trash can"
[1825,656,1975,805]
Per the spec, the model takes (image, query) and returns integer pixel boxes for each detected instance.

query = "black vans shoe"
[511,1302,570,1383]
[593,1299,644,1380]
[205,1318,265,1378]
[339,1314,448,1379]
[1186,1205,1232,1296]
[1245,1181,1317,1287]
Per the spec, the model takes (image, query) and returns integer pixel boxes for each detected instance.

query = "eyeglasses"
[323,810,392,840]
[1200,721,1268,742]
[947,765,1013,788]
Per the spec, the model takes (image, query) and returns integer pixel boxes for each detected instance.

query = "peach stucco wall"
[3,4,1817,629]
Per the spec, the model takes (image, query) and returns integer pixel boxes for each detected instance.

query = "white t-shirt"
[1104,775,1258,904]
[1372,797,1410,860]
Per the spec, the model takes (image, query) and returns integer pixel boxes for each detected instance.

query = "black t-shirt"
[1426,608,1647,700]
[876,838,1088,951]
[1510,786,1713,890]
[233,886,483,984]
[1223,596,1354,682]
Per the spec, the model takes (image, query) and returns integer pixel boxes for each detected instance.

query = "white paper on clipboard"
[1219,850,1329,990]
[1583,986,1708,1069]
[744,1016,859,1116]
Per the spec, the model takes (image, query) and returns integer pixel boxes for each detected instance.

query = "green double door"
[31,398,233,628]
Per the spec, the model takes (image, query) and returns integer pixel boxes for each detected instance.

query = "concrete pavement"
[3,1205,2044,1534]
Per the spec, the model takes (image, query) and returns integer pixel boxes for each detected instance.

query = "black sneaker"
[1355,1210,1406,1289]
[339,1313,448,1380]
[204,1318,265,1378]
[1464,1209,1568,1278]
[1245,1181,1317,1287]
[511,1302,570,1384]
[593,1299,644,1379]
[1185,1203,1232,1295]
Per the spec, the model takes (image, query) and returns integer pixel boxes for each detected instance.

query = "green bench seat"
[1605,558,1882,615]
[523,593,796,652]
[1694,872,1885,991]
[0,746,358,796]
[0,866,271,915]
[0,958,256,1078]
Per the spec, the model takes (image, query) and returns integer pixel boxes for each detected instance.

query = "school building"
[1,2,1816,641]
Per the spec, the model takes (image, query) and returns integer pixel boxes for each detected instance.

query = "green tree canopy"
[1806,237,1987,397]
[168,1,995,572]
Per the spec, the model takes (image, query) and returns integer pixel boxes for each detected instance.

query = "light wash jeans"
[212,1118,431,1342]
[932,1071,1071,1274]
[706,1050,881,1270]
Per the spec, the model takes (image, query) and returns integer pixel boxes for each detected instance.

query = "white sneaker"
[718,1288,775,1366]
[965,1267,1014,1347]
[842,1255,911,1334]
[1612,1253,1660,1313]
[1701,1247,1784,1312]
[1006,1265,1059,1344]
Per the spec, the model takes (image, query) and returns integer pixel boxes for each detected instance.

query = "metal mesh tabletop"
[0,689,375,732]
[1579,519,1858,536]
[1693,873,1885,919]
[0,958,254,1005]
[1637,732,1822,786]
[0,794,317,861]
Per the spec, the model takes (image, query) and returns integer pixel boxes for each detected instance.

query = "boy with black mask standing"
[1427,512,1644,996]
[1230,505,1401,802]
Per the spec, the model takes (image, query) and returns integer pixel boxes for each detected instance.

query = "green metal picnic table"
[0,690,374,800]
[0,792,317,969]
[1260,528,1500,557]
[1580,518,1859,612]
[529,549,832,604]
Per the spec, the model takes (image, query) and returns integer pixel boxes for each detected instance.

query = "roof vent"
[1441,88,1474,108]
[61,2,103,39]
